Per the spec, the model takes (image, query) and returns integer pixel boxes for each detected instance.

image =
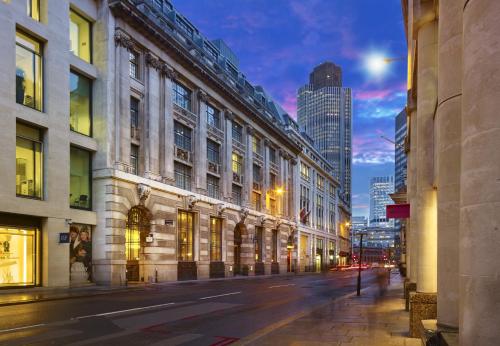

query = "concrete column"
[460,1,500,344]
[42,217,69,287]
[436,0,462,329]
[222,110,233,201]
[144,53,161,180]
[244,126,254,207]
[195,90,208,194]
[408,108,418,283]
[160,66,176,183]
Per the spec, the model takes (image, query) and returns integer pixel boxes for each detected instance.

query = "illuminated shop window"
[16,31,42,111]
[210,217,222,261]
[69,10,91,63]
[178,211,194,261]
[16,123,43,199]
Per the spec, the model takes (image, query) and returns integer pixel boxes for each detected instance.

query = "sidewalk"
[244,273,420,346]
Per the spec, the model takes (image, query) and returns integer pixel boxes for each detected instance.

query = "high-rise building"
[352,216,368,232]
[395,109,407,191]
[369,176,395,228]
[297,62,352,208]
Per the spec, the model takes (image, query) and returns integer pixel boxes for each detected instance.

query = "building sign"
[386,204,410,219]
[69,224,92,283]
[59,233,70,243]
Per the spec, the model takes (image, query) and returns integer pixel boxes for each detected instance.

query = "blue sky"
[173,0,407,218]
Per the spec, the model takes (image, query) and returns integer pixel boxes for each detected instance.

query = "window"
[207,139,220,164]
[270,198,277,215]
[300,185,310,211]
[207,175,220,199]
[27,0,40,21]
[207,104,220,128]
[129,51,139,79]
[316,195,324,229]
[16,123,43,199]
[252,192,261,211]
[317,174,325,190]
[16,31,42,111]
[255,226,263,262]
[232,153,242,175]
[232,184,242,205]
[69,10,91,63]
[174,162,191,190]
[329,183,335,197]
[173,81,191,111]
[252,136,261,155]
[131,144,139,175]
[178,211,194,261]
[329,203,336,232]
[70,71,92,136]
[272,229,278,262]
[210,217,222,261]
[300,163,310,180]
[174,121,192,151]
[130,97,139,128]
[253,164,261,183]
[270,173,276,190]
[269,147,277,164]
[70,146,91,209]
[176,17,194,39]
[232,121,243,143]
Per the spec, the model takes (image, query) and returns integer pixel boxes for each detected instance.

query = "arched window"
[126,206,150,261]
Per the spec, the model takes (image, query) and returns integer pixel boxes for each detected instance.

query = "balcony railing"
[207,124,224,141]
[173,103,197,126]
[253,151,263,162]
[207,161,220,175]
[174,145,193,163]
[232,138,246,152]
[233,172,244,184]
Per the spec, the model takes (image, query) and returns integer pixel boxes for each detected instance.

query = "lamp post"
[357,231,367,296]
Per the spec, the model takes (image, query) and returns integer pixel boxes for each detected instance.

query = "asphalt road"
[0,270,377,346]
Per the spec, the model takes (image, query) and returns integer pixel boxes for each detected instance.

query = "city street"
[0,271,376,345]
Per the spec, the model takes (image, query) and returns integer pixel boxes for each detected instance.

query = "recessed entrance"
[125,206,150,282]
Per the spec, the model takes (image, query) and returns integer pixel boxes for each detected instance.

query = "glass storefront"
[0,226,40,287]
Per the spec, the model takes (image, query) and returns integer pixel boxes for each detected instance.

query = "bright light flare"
[364,53,389,77]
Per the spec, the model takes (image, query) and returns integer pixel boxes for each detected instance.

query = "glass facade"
[69,10,91,63]
[16,123,43,199]
[174,162,191,190]
[27,0,40,21]
[70,71,92,136]
[0,226,40,287]
[178,211,194,261]
[70,147,91,209]
[173,81,191,110]
[16,31,42,111]
[210,217,222,261]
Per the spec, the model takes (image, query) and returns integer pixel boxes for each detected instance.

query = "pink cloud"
[354,89,393,101]
[352,131,395,165]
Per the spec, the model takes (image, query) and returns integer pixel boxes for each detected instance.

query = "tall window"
[232,184,242,205]
[270,198,277,215]
[252,136,261,155]
[272,229,278,262]
[69,10,91,63]
[129,51,139,79]
[255,226,263,262]
[70,71,92,136]
[207,104,220,128]
[329,202,336,232]
[16,123,43,199]
[16,31,42,111]
[207,175,220,199]
[300,185,310,212]
[253,164,261,183]
[178,211,194,261]
[329,183,335,197]
[270,173,277,190]
[207,139,220,164]
[210,217,222,261]
[27,0,40,21]
[232,121,243,143]
[130,144,139,175]
[269,147,277,164]
[126,207,150,261]
[317,174,325,190]
[232,153,242,175]
[130,97,139,128]
[70,146,91,209]
[300,163,310,180]
[174,162,191,190]
[316,195,324,229]
[174,121,192,151]
[173,81,191,110]
[252,192,261,211]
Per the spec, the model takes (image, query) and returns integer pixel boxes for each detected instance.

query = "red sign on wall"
[386,204,410,219]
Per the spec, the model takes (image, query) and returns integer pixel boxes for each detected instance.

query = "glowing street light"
[275,187,284,195]
[363,53,405,78]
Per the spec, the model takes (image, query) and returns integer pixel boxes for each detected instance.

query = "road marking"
[199,292,241,300]
[268,284,296,288]
[0,323,46,333]
[73,302,176,319]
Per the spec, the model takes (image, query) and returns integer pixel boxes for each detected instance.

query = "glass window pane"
[70,71,92,136]
[16,123,42,199]
[16,32,42,111]
[27,0,40,21]
[70,147,91,209]
[0,227,38,287]
[69,10,91,63]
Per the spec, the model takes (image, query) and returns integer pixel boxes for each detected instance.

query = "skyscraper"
[297,62,352,207]
[395,109,407,191]
[369,176,395,228]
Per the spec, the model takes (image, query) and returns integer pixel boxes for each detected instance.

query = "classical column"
[290,158,298,220]
[460,1,500,344]
[195,90,208,194]
[262,140,270,213]
[244,126,254,207]
[436,0,462,330]
[160,65,176,183]
[144,53,162,180]
[222,110,233,201]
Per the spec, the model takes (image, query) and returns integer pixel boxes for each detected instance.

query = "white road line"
[73,302,176,320]
[0,323,46,333]
[268,284,296,288]
[198,292,241,300]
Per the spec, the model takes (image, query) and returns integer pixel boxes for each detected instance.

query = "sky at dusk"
[173,0,407,218]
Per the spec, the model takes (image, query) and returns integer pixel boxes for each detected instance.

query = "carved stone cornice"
[290,158,298,166]
[145,52,162,70]
[114,31,135,50]
[263,139,270,147]
[161,64,178,80]
[223,109,234,121]
[197,89,209,103]
[246,126,254,136]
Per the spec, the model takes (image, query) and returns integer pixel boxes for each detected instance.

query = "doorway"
[125,206,150,282]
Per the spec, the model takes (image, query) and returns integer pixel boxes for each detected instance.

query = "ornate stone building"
[402,0,500,344]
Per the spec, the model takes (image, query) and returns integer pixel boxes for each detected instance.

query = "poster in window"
[69,224,92,283]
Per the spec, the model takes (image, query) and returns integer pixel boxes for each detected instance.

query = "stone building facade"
[0,0,348,289]
[402,0,500,344]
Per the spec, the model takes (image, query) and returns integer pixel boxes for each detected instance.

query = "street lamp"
[357,231,367,296]
[363,53,405,78]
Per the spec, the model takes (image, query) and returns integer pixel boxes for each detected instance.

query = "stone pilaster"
[195,89,209,194]
[144,52,161,180]
[244,125,254,207]
[222,110,233,201]
[262,139,270,212]
[408,107,418,284]
[160,65,176,183]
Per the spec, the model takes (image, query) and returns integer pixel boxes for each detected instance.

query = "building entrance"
[125,206,150,282]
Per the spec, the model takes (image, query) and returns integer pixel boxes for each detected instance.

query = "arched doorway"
[125,206,150,282]
[233,221,246,275]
